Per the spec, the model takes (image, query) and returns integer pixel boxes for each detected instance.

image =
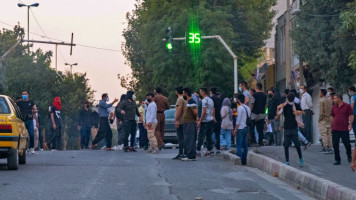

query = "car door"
[8,98,27,150]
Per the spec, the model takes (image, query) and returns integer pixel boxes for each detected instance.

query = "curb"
[222,149,356,200]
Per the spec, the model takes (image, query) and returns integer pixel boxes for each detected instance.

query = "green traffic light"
[166,42,173,50]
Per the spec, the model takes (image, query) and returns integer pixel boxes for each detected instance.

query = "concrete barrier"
[222,150,356,200]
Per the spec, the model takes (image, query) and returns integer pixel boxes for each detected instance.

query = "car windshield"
[0,97,11,114]
[164,109,175,119]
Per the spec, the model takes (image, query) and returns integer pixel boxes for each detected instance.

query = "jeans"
[92,117,112,148]
[138,123,148,148]
[80,126,91,148]
[197,121,213,151]
[176,125,185,155]
[284,129,302,162]
[332,130,351,162]
[236,127,249,165]
[123,120,137,147]
[183,123,197,159]
[213,121,221,150]
[253,119,265,146]
[271,119,281,145]
[25,120,34,148]
[302,109,313,143]
[220,129,232,150]
[47,120,62,150]
[298,130,308,144]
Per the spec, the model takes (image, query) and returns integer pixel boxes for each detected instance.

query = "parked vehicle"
[0,95,28,170]
[164,108,178,144]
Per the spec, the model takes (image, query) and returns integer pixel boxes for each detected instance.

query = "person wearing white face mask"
[300,85,314,143]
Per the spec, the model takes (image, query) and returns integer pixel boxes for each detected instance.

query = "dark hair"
[335,93,343,100]
[175,86,183,94]
[210,87,217,94]
[290,89,297,96]
[349,86,356,92]
[101,93,108,99]
[84,101,90,105]
[126,90,134,100]
[287,93,295,102]
[120,94,126,102]
[155,87,162,94]
[327,87,334,92]
[237,93,245,103]
[250,89,256,93]
[330,92,335,96]
[320,89,327,96]
[268,88,274,93]
[301,85,307,90]
[240,81,248,88]
[284,89,290,95]
[200,87,208,94]
[16,97,22,100]
[183,88,192,96]
[256,83,263,90]
[146,93,155,98]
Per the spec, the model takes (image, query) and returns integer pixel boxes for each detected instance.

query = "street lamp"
[65,63,78,74]
[17,3,40,54]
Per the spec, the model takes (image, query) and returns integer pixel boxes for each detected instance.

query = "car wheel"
[19,149,26,165]
[7,148,19,170]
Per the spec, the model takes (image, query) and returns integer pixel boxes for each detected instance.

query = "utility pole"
[17,3,39,54]
[285,0,292,89]
[65,63,78,75]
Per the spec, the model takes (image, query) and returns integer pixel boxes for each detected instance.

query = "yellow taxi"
[0,95,28,170]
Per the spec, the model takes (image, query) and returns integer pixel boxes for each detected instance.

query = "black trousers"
[332,130,352,162]
[183,123,197,159]
[92,117,112,148]
[47,120,62,149]
[176,125,185,155]
[197,121,213,151]
[253,119,265,146]
[284,128,302,162]
[213,121,221,150]
[123,120,137,147]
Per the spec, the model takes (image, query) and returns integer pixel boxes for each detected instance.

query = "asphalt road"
[0,149,315,200]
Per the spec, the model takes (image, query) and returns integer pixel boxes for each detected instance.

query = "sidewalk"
[256,144,356,190]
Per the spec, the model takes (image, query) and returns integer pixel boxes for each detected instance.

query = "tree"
[341,1,356,70]
[122,0,276,102]
[291,0,356,92]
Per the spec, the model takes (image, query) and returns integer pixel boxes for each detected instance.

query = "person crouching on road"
[47,97,63,150]
[119,91,143,152]
[145,93,159,154]
[90,93,118,151]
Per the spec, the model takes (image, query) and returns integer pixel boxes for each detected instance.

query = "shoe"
[143,146,148,150]
[105,148,114,151]
[333,161,341,165]
[319,149,326,153]
[123,147,129,152]
[210,151,215,156]
[30,148,36,154]
[181,157,196,161]
[152,148,160,154]
[348,156,352,163]
[205,151,211,157]
[215,151,221,156]
[172,155,183,160]
[285,162,290,165]
[118,145,123,151]
[90,144,97,150]
[129,147,137,152]
[324,149,334,154]
[147,148,153,153]
[300,158,304,167]
[196,151,201,157]
[304,142,311,150]
[159,144,165,150]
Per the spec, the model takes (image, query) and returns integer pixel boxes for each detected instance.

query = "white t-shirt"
[202,97,214,122]
[236,105,251,130]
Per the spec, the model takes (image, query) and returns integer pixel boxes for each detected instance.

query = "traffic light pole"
[165,35,238,94]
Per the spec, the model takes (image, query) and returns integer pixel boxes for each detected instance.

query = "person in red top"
[331,94,354,165]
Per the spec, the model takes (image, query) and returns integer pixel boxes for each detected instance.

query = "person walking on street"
[197,88,215,157]
[300,85,313,143]
[91,93,118,151]
[115,94,126,150]
[233,94,251,165]
[47,97,63,151]
[153,87,170,149]
[144,93,160,154]
[331,94,354,165]
[210,87,222,155]
[181,88,198,161]
[119,91,143,152]
[173,86,187,160]
[348,86,356,134]
[78,101,93,149]
[267,88,281,146]
[276,93,304,167]
[250,83,267,146]
[17,91,36,154]
[138,99,148,150]
[220,98,233,150]
[318,89,333,153]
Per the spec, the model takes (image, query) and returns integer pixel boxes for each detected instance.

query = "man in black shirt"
[251,83,267,146]
[267,88,281,145]
[276,93,304,167]
[210,88,222,155]
[16,91,36,153]
[78,101,93,149]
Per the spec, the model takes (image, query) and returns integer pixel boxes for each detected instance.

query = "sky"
[0,0,136,102]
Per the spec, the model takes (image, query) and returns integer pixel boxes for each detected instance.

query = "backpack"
[242,105,252,126]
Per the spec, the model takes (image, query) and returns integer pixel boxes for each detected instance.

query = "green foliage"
[122,0,276,102]
[291,0,356,92]
[340,1,356,70]
[0,25,94,150]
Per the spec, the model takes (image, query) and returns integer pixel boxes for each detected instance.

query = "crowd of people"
[14,83,356,170]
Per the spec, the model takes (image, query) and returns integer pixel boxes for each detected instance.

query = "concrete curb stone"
[221,149,356,200]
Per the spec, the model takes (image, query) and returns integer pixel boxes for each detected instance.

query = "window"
[0,97,11,114]
[8,98,23,119]
[164,109,175,119]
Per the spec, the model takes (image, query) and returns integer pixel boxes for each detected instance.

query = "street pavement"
[0,149,315,200]
[257,144,356,190]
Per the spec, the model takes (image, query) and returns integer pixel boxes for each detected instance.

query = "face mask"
[268,94,273,98]
[349,92,353,96]
[238,87,242,92]
[327,92,330,96]
[299,89,304,94]
[132,94,136,101]
[233,98,237,102]
[147,98,152,103]
[22,95,28,100]
[183,96,187,101]
[106,97,109,102]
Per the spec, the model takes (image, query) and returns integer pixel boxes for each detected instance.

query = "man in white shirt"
[145,93,159,154]
[300,85,313,143]
[233,94,251,165]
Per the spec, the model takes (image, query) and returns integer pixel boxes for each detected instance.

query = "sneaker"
[300,158,304,167]
[210,151,215,156]
[172,154,183,160]
[319,149,327,153]
[123,147,129,152]
[129,147,137,152]
[159,144,165,150]
[196,151,201,157]
[118,145,123,151]
[205,151,211,157]
[285,162,290,165]
[215,151,221,156]
[147,148,153,153]
[304,142,311,150]
[30,148,36,154]
[181,157,196,161]
[333,161,341,165]
[152,148,160,154]
[143,146,148,150]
